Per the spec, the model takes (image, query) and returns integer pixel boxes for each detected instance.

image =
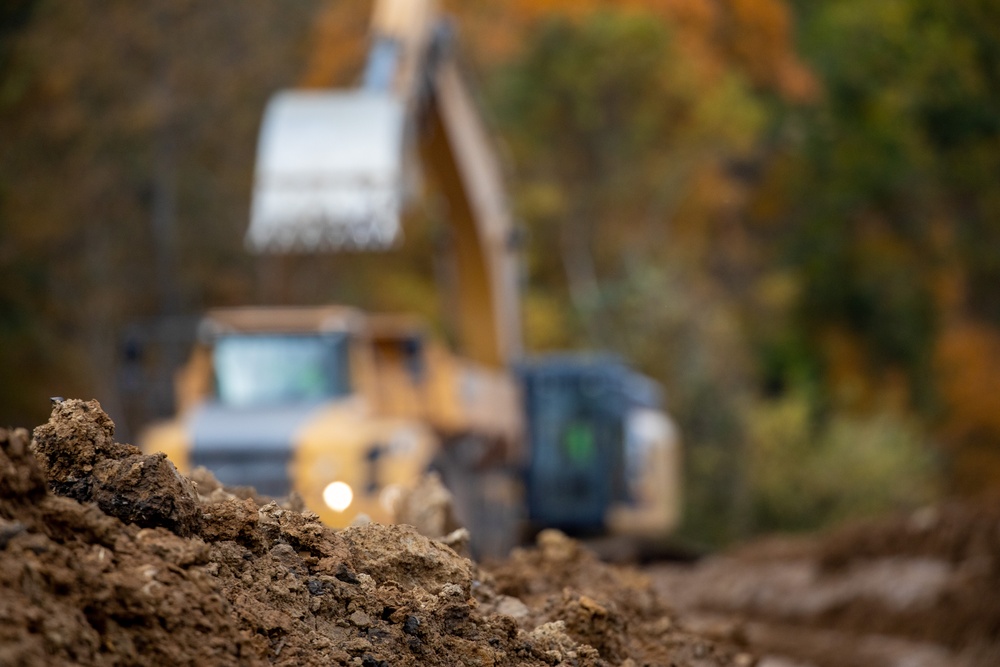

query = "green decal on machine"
[563,422,596,465]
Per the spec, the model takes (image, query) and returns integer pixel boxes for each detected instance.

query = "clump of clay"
[1,428,46,502]
[340,522,474,596]
[31,399,200,536]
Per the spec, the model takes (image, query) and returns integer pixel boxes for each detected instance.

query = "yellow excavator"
[142,0,680,556]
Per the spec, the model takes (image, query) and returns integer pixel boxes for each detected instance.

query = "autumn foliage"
[3,0,1000,544]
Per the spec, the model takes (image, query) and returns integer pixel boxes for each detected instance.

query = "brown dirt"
[648,503,1000,667]
[485,530,754,666]
[11,398,997,667]
[0,399,746,667]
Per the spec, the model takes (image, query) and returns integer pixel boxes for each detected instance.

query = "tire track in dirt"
[646,504,1000,667]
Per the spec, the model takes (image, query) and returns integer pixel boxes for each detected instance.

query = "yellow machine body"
[142,305,522,528]
[144,0,682,550]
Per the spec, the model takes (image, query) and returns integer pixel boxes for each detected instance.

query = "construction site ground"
[2,399,998,666]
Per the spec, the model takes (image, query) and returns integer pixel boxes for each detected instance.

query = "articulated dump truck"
[140,307,523,539]
[141,0,681,556]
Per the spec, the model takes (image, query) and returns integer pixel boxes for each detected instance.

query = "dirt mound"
[487,530,752,666]
[0,399,743,666]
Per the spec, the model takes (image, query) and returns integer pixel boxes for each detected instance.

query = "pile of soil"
[0,399,744,666]
[486,530,751,666]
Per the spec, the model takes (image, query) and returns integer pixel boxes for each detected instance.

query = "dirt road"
[647,503,1000,666]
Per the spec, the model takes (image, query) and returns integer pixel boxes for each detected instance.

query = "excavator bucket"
[246,91,406,253]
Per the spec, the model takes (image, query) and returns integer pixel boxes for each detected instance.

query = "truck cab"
[141,305,521,528]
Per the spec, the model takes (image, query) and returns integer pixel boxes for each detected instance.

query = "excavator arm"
[418,57,522,366]
[245,0,521,368]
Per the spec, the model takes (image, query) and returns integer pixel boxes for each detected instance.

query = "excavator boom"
[244,0,520,368]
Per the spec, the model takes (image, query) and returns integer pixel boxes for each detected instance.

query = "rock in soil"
[0,400,746,666]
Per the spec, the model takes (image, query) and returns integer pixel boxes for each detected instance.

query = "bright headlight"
[322,481,354,512]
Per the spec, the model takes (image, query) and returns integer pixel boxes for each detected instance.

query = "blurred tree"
[481,5,810,543]
[0,0,36,88]
[0,0,323,432]
[754,0,1000,496]
[747,388,939,531]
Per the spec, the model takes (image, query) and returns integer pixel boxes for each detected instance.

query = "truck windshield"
[212,333,351,407]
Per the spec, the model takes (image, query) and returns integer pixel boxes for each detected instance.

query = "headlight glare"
[322,481,353,512]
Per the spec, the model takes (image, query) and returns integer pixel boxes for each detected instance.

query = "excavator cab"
[520,357,681,538]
